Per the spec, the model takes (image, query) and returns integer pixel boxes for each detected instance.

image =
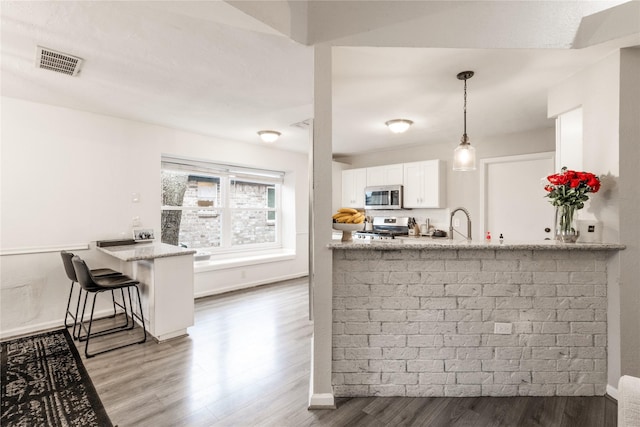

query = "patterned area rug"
[1,329,113,427]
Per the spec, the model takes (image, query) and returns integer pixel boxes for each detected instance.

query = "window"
[266,186,276,224]
[161,156,283,253]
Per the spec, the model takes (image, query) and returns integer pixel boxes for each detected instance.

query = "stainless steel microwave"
[364,185,403,210]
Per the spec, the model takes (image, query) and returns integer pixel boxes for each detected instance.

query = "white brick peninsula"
[329,240,624,397]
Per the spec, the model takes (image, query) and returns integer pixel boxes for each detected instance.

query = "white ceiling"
[1,1,638,156]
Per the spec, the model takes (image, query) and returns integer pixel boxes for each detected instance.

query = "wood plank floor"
[73,277,617,426]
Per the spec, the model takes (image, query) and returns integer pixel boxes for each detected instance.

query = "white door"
[481,153,556,241]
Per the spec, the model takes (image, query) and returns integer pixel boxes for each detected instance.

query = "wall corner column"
[308,44,335,409]
[618,46,640,379]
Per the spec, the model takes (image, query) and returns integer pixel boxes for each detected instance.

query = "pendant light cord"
[463,77,467,137]
[457,70,473,142]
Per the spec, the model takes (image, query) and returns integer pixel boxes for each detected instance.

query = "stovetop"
[354,230,408,240]
[354,216,410,240]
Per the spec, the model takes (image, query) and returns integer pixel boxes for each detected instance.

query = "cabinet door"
[342,169,367,207]
[366,164,404,186]
[385,164,404,185]
[366,166,386,186]
[403,160,445,208]
[402,162,424,208]
[421,160,444,208]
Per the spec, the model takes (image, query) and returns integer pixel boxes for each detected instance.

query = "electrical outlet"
[454,218,460,227]
[494,322,513,335]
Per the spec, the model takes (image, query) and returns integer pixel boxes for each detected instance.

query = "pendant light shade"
[453,71,476,171]
[453,135,476,171]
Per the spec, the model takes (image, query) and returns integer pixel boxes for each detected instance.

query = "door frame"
[479,151,556,238]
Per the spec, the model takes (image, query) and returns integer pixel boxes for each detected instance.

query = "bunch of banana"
[332,208,365,224]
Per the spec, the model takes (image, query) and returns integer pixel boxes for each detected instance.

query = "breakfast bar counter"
[98,242,196,342]
[97,241,196,261]
[328,238,625,251]
[329,240,624,398]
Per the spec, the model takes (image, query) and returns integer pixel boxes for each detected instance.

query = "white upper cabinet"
[402,160,446,208]
[341,168,367,208]
[366,164,404,186]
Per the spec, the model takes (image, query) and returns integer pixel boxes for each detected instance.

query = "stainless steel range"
[354,216,410,240]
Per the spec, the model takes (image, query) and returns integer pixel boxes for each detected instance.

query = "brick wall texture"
[332,248,609,397]
[178,178,275,248]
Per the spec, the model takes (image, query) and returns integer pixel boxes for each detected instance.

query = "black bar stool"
[60,250,122,340]
[72,255,146,358]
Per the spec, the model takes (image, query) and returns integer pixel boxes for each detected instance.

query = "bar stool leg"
[84,286,146,358]
[133,286,147,343]
[71,286,84,340]
[85,293,99,358]
[121,288,132,330]
[77,290,90,341]
[64,282,77,328]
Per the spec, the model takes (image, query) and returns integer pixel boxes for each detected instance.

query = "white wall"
[0,97,309,338]
[334,127,556,240]
[548,47,640,391]
[556,107,583,171]
[548,52,621,242]
[331,160,348,213]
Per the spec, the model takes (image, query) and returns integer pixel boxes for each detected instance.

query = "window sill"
[194,249,296,273]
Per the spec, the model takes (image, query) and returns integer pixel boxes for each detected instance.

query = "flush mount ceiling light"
[257,130,281,143]
[385,119,413,134]
[453,71,477,171]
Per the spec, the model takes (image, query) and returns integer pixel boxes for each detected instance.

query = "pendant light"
[453,71,476,171]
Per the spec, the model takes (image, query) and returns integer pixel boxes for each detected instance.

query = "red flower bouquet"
[544,167,601,242]
[544,167,601,208]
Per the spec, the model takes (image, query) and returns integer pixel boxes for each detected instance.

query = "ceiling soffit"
[225,1,636,50]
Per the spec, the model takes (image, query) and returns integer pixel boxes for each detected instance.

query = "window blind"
[161,155,284,184]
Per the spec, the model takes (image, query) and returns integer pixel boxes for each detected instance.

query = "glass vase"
[555,205,579,243]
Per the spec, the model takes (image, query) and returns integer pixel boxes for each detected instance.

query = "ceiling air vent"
[290,118,312,129]
[36,46,83,76]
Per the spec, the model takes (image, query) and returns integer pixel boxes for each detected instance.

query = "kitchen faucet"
[449,207,472,241]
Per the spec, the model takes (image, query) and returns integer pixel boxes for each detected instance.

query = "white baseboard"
[0,308,116,341]
[606,384,619,400]
[194,272,308,299]
[308,393,336,409]
[308,369,336,409]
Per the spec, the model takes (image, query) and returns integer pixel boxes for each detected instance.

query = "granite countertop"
[328,237,625,251]
[97,242,197,261]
